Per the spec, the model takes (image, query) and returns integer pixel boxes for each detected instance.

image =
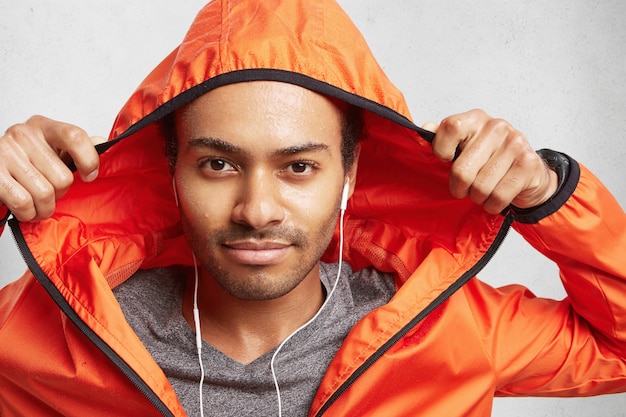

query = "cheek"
[178,179,233,227]
[286,183,341,226]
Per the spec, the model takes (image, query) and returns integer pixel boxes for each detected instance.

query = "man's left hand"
[423,109,558,214]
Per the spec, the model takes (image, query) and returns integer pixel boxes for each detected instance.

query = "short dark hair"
[337,102,363,173]
[161,96,363,174]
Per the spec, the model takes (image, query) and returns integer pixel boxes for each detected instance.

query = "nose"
[231,170,285,229]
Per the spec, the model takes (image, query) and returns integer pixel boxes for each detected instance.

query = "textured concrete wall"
[1,1,625,415]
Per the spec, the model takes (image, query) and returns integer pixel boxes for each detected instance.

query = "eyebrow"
[188,137,241,153]
[271,143,330,157]
[187,137,330,157]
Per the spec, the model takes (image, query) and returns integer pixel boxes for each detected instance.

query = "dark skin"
[424,111,557,212]
[0,85,556,363]
[0,115,104,221]
[173,82,357,363]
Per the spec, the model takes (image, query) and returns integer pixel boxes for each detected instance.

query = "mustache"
[208,224,308,247]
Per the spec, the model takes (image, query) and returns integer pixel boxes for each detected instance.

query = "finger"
[90,135,107,146]
[468,128,539,213]
[472,151,519,214]
[431,110,487,162]
[421,122,439,132]
[0,174,38,222]
[449,143,499,201]
[451,119,513,202]
[27,116,100,182]
[0,123,71,220]
[59,135,106,168]
[17,124,76,198]
[30,143,76,201]
[0,159,56,222]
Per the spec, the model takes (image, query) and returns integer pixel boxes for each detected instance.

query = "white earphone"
[191,254,205,417]
[172,177,179,207]
[271,176,350,416]
[190,177,351,417]
[340,177,350,210]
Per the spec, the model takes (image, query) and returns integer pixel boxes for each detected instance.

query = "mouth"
[222,240,292,265]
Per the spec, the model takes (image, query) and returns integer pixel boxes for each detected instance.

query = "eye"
[199,158,237,172]
[286,161,318,175]
[290,162,311,174]
[210,159,229,171]
[198,157,239,177]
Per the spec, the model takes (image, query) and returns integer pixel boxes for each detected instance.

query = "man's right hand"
[0,116,105,222]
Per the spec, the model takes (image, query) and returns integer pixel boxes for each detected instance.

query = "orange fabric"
[1,1,626,416]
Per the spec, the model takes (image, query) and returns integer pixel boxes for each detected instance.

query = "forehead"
[175,81,344,152]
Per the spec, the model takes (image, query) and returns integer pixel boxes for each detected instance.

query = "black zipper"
[8,218,175,417]
[7,197,513,417]
[314,212,514,416]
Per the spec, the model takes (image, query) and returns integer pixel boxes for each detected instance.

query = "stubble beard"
[182,206,340,301]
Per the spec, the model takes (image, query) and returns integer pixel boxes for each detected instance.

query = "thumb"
[421,122,439,133]
[90,135,107,146]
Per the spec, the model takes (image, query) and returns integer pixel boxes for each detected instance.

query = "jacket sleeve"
[475,156,626,396]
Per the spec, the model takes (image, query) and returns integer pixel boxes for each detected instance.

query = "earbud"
[340,178,350,210]
[172,177,179,207]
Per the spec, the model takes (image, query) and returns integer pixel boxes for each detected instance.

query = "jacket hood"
[10,1,510,414]
[17,0,507,291]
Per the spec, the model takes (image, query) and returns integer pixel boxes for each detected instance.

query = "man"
[0,1,625,416]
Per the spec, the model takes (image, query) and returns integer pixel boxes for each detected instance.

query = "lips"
[223,240,292,265]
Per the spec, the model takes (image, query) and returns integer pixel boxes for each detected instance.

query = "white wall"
[1,1,625,415]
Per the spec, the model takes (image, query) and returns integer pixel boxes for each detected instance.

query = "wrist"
[510,149,562,209]
[509,149,578,224]
[535,148,569,201]
[533,166,559,207]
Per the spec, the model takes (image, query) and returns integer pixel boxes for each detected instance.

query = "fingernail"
[84,168,99,182]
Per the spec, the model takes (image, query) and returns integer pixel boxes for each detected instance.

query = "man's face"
[173,81,356,301]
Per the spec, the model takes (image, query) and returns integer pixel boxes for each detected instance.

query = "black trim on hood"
[91,68,435,158]
[28,67,518,415]
[8,218,175,417]
[315,212,515,416]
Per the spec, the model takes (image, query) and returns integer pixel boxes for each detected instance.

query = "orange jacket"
[1,1,625,416]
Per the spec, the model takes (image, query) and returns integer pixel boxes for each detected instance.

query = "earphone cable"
[270,204,347,417]
[192,253,206,417]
